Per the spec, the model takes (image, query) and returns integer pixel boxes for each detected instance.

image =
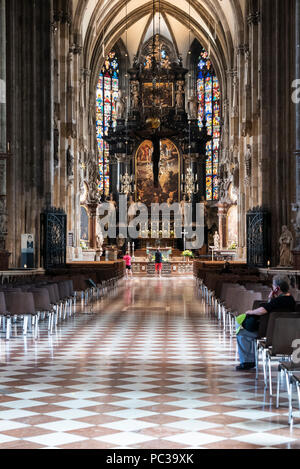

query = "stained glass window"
[96,52,119,196]
[197,48,220,201]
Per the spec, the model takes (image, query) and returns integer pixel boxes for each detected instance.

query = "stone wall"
[6,0,53,268]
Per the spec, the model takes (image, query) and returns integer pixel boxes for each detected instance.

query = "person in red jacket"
[123,252,133,279]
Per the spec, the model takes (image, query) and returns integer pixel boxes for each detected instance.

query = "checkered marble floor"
[0,277,299,449]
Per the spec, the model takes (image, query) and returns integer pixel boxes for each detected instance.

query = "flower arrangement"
[182,250,194,258]
[229,241,237,250]
[80,240,88,250]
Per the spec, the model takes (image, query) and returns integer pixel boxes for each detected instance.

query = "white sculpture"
[116,90,126,119]
[180,195,187,223]
[96,217,104,257]
[213,231,220,250]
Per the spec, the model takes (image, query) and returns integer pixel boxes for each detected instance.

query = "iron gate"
[246,207,270,267]
[41,208,67,269]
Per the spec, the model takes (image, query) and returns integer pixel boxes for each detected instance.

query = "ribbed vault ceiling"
[73,0,247,86]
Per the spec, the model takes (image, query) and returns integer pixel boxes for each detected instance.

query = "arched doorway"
[135,139,180,207]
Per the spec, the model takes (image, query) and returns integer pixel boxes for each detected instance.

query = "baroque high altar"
[100,34,211,253]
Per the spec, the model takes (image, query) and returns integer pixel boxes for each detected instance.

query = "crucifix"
[151,134,161,187]
[182,230,189,252]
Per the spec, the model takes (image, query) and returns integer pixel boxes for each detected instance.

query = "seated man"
[236,275,296,371]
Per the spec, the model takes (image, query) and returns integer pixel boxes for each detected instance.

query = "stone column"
[217,203,228,249]
[0,0,6,155]
[87,201,98,250]
[0,0,9,268]
[295,0,300,248]
[293,0,300,266]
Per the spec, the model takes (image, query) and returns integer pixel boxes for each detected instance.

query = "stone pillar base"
[0,251,11,270]
[237,247,246,261]
[292,250,300,270]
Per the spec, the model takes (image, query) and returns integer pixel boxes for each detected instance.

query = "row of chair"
[197,278,270,336]
[0,279,78,340]
[0,275,121,340]
[196,276,300,426]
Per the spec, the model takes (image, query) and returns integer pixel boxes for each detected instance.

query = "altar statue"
[279,225,293,267]
[167,191,175,206]
[180,195,187,223]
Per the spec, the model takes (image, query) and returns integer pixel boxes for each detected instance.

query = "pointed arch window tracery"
[197,48,220,201]
[96,51,119,196]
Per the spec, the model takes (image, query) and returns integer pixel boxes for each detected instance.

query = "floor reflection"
[0,277,296,449]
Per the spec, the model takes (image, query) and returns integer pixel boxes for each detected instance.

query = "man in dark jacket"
[155,247,163,278]
[236,275,296,371]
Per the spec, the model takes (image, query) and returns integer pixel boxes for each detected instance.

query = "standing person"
[155,247,163,278]
[123,251,133,279]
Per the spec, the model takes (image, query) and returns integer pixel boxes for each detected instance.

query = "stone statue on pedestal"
[116,90,126,119]
[87,152,99,203]
[244,144,252,187]
[176,83,184,109]
[213,231,220,250]
[279,225,294,267]
[131,82,139,109]
[96,232,104,256]
[180,195,187,224]
[188,95,198,119]
[66,146,74,179]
